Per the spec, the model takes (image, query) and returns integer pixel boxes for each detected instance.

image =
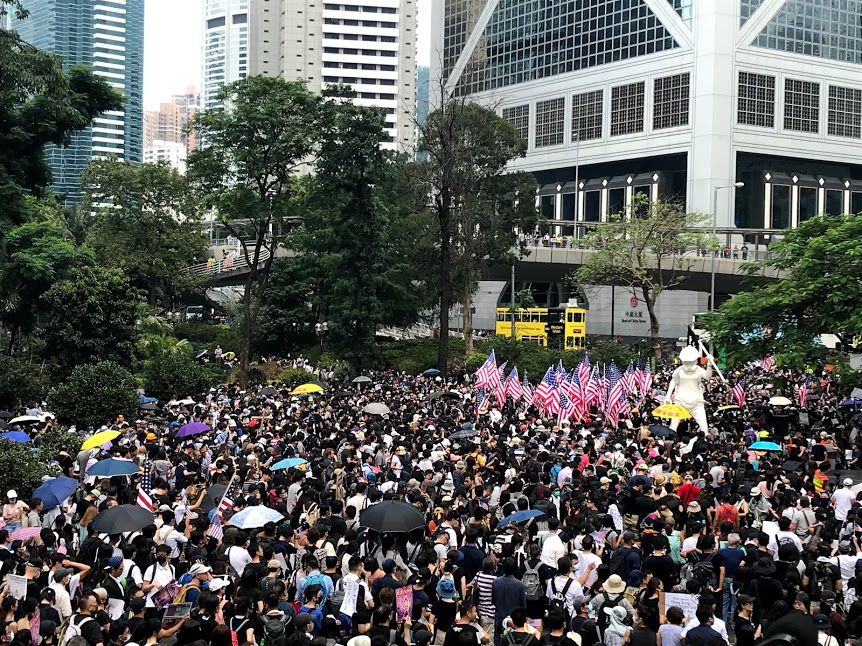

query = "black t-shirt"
[540,633,579,646]
[641,554,677,590]
[71,613,103,646]
[443,623,480,646]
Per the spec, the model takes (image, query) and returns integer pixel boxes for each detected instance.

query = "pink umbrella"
[9,527,41,542]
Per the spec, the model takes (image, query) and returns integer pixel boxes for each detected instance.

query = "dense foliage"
[48,361,139,429]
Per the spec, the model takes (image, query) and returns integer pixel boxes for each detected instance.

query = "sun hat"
[603,574,626,594]
[436,577,457,599]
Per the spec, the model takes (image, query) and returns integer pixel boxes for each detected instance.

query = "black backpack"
[596,592,628,637]
[262,613,290,646]
[547,578,574,618]
[811,561,834,599]
[608,547,630,577]
[690,552,719,590]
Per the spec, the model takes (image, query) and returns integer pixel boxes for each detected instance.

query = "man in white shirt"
[154,511,188,559]
[575,537,603,590]
[49,567,74,621]
[227,534,253,577]
[830,539,862,590]
[540,518,567,569]
[142,545,175,607]
[767,517,804,558]
[345,483,369,515]
[340,556,374,613]
[680,609,730,644]
[832,478,856,521]
[546,556,583,617]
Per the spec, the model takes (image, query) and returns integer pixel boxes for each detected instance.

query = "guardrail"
[187,248,272,277]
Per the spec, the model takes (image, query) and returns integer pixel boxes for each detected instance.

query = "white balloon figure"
[664,345,712,434]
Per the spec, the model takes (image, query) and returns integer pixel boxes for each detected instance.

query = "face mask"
[157,556,168,564]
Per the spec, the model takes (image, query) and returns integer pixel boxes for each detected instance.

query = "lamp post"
[314,322,329,349]
[710,182,745,310]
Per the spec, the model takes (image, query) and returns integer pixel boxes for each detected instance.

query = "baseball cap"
[845,478,854,486]
[208,578,229,592]
[105,555,123,570]
[188,563,212,576]
[296,613,314,630]
[572,595,591,610]
[382,558,397,573]
[737,594,755,605]
[53,567,73,582]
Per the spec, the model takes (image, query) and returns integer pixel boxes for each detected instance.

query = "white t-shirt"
[540,532,567,569]
[143,563,175,607]
[833,488,855,521]
[546,574,583,616]
[228,545,252,577]
[575,551,602,589]
[680,616,729,644]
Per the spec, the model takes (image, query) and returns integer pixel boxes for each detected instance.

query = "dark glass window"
[798,187,817,222]
[772,185,791,228]
[826,189,843,216]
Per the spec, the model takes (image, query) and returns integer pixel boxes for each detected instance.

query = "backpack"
[608,547,630,578]
[595,592,627,637]
[299,503,319,527]
[506,631,535,646]
[811,561,834,599]
[59,615,95,646]
[523,565,543,602]
[304,573,330,604]
[262,614,289,645]
[229,617,250,646]
[408,539,438,568]
[689,553,719,590]
[172,584,191,604]
[548,577,574,618]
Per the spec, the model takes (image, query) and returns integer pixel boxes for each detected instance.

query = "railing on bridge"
[187,248,272,277]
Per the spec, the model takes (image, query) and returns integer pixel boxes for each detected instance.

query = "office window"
[653,72,690,129]
[784,78,819,133]
[740,0,766,25]
[571,89,602,141]
[502,104,529,142]
[535,98,564,147]
[738,71,775,127]
[828,85,862,139]
[610,82,645,136]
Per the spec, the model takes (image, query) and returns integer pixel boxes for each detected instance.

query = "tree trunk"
[238,276,255,387]
[149,284,157,313]
[641,283,661,359]
[438,212,451,376]
[462,292,473,358]
[7,327,17,355]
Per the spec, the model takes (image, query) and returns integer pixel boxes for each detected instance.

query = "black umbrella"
[449,428,478,441]
[90,505,155,535]
[259,386,276,397]
[139,403,159,411]
[781,460,803,472]
[648,424,676,438]
[359,500,425,533]
[198,484,227,516]
[429,391,461,401]
[0,411,12,419]
[332,392,354,398]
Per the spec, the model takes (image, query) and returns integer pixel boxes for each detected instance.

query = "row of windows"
[323,47,397,56]
[502,73,689,148]
[738,72,862,138]
[324,62,396,70]
[323,76,395,85]
[323,4,397,13]
[324,18,396,28]
[322,33,397,42]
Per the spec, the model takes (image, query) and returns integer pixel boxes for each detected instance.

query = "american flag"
[505,367,522,401]
[474,389,488,416]
[622,361,637,396]
[564,372,584,421]
[542,369,561,415]
[606,362,626,423]
[798,376,810,408]
[555,360,567,384]
[586,365,601,408]
[634,355,644,395]
[761,356,775,371]
[494,361,508,404]
[136,459,154,512]
[732,378,747,408]
[639,361,653,396]
[474,350,498,388]
[521,373,533,406]
[206,513,224,541]
[534,367,555,405]
[558,387,571,427]
[577,352,591,388]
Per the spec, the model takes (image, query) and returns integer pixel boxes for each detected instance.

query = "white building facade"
[203,0,250,110]
[431,0,862,237]
[143,140,188,174]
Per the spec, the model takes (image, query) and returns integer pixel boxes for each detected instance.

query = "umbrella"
[769,396,792,406]
[648,425,675,438]
[195,349,208,359]
[81,430,121,451]
[86,459,140,477]
[423,369,441,376]
[781,460,803,472]
[352,376,372,384]
[292,383,324,395]
[270,457,307,470]
[199,484,227,516]
[359,500,426,533]
[749,441,782,451]
[33,476,77,510]
[651,404,692,420]
[0,431,30,443]
[498,509,545,528]
[840,399,862,406]
[90,505,155,534]
[9,527,42,542]
[259,386,276,397]
[429,391,461,401]
[363,403,390,415]
[449,428,478,441]
[0,411,12,419]
[717,405,739,412]
[176,422,210,438]
[228,506,285,529]
[139,403,160,411]
[332,391,354,398]
[8,416,40,425]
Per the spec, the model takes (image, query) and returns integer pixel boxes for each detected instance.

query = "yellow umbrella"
[81,430,121,450]
[651,404,692,420]
[292,383,324,395]
[717,405,740,412]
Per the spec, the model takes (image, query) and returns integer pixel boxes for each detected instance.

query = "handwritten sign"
[339,578,360,617]
[662,592,699,620]
[7,575,26,600]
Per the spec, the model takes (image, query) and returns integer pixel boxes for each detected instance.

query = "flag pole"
[696,339,731,390]
[215,472,236,518]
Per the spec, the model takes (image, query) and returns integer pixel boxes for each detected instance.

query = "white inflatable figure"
[664,345,713,434]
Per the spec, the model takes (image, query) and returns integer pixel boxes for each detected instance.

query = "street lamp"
[710,182,745,310]
[315,322,329,349]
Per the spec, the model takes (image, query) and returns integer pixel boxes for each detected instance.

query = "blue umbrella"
[33,476,77,510]
[841,399,862,406]
[648,424,676,438]
[270,457,307,470]
[228,506,285,529]
[138,394,157,404]
[749,441,782,451]
[0,431,30,443]
[86,458,140,477]
[423,368,441,376]
[498,509,545,528]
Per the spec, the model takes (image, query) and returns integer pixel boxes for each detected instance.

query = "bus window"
[566,312,573,323]
[566,336,574,348]
[573,312,583,323]
[496,312,504,322]
[539,312,548,322]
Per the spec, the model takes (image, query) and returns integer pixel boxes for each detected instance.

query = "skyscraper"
[144,86,200,153]
[12,0,144,203]
[202,0,417,152]
[432,0,862,234]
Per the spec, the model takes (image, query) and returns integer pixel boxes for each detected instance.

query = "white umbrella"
[363,403,390,415]
[352,376,372,384]
[227,506,285,529]
[8,416,41,425]
[769,396,792,406]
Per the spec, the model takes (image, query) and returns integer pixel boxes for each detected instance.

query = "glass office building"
[12,0,144,203]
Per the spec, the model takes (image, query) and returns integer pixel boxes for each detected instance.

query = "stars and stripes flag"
[639,361,653,396]
[555,360,567,385]
[732,377,747,408]
[494,361,508,404]
[564,372,585,421]
[586,365,602,408]
[136,459,154,512]
[474,389,488,417]
[577,352,591,389]
[505,367,522,401]
[798,376,810,408]
[597,365,609,412]
[206,513,224,541]
[606,362,626,423]
[761,356,775,371]
[208,475,235,541]
[534,367,555,405]
[540,368,562,416]
[634,354,644,395]
[474,350,498,388]
[521,373,534,406]
[622,361,637,396]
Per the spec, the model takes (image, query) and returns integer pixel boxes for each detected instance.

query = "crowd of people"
[0,356,860,646]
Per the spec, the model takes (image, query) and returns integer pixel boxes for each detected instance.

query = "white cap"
[7,490,16,500]
[845,478,854,486]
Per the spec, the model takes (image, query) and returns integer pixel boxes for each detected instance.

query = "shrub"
[0,356,49,408]
[141,352,219,402]
[0,439,58,501]
[279,367,313,389]
[48,361,139,429]
[38,427,82,458]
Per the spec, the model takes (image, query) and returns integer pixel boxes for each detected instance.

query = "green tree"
[573,196,714,358]
[82,158,207,310]
[0,439,58,502]
[705,213,862,364]
[415,98,536,372]
[187,77,325,385]
[48,361,138,428]
[0,355,49,407]
[1,5,123,234]
[254,257,317,357]
[141,351,217,402]
[41,266,143,373]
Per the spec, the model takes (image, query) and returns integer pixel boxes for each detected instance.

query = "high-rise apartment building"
[202,0,416,151]
[144,140,188,174]
[12,0,144,202]
[432,0,862,234]
[144,86,200,152]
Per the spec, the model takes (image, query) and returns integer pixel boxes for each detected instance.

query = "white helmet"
[679,346,700,363]
[7,490,17,500]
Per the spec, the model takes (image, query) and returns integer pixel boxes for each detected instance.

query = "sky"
[143,0,432,111]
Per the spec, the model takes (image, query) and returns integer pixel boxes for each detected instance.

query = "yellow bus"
[495,307,587,350]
